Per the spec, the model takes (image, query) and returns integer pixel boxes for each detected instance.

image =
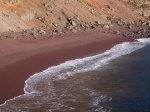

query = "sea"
[0,38,150,112]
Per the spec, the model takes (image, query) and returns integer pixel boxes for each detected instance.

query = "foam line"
[0,38,150,111]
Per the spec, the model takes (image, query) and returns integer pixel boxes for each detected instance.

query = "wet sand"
[0,28,135,104]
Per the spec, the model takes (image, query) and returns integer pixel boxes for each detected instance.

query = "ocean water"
[0,38,150,112]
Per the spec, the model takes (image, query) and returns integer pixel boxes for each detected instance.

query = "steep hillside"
[128,0,150,17]
[0,0,146,32]
[0,3,28,32]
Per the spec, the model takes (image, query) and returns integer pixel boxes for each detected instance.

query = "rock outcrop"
[0,0,21,4]
[0,7,28,32]
[128,0,150,17]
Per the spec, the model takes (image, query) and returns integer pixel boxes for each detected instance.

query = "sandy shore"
[0,28,135,104]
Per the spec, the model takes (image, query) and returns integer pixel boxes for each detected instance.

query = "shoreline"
[0,28,139,104]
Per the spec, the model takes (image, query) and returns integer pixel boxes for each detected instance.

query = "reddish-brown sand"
[0,28,135,104]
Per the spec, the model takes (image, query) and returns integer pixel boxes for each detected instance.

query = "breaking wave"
[0,38,150,112]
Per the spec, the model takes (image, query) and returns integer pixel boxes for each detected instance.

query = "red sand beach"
[0,28,135,104]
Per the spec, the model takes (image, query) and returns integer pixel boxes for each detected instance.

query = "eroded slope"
[0,0,146,32]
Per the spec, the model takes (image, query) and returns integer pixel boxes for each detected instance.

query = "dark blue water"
[101,44,150,112]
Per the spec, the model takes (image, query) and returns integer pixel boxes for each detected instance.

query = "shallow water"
[0,38,150,112]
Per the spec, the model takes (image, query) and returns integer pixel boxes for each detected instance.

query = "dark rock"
[30,30,37,37]
[59,17,62,21]
[105,5,111,9]
[95,21,101,26]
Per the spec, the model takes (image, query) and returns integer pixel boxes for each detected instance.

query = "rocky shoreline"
[1,18,150,40]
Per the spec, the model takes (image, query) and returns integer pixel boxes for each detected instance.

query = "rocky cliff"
[0,0,148,32]
[128,0,150,17]
[0,0,21,4]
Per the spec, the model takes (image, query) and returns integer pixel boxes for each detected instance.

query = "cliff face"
[0,5,27,32]
[0,0,21,4]
[128,0,150,17]
[0,0,146,32]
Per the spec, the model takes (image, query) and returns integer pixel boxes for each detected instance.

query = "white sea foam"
[0,38,150,112]
[24,38,150,94]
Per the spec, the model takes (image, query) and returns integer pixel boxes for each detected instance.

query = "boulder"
[114,30,121,35]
